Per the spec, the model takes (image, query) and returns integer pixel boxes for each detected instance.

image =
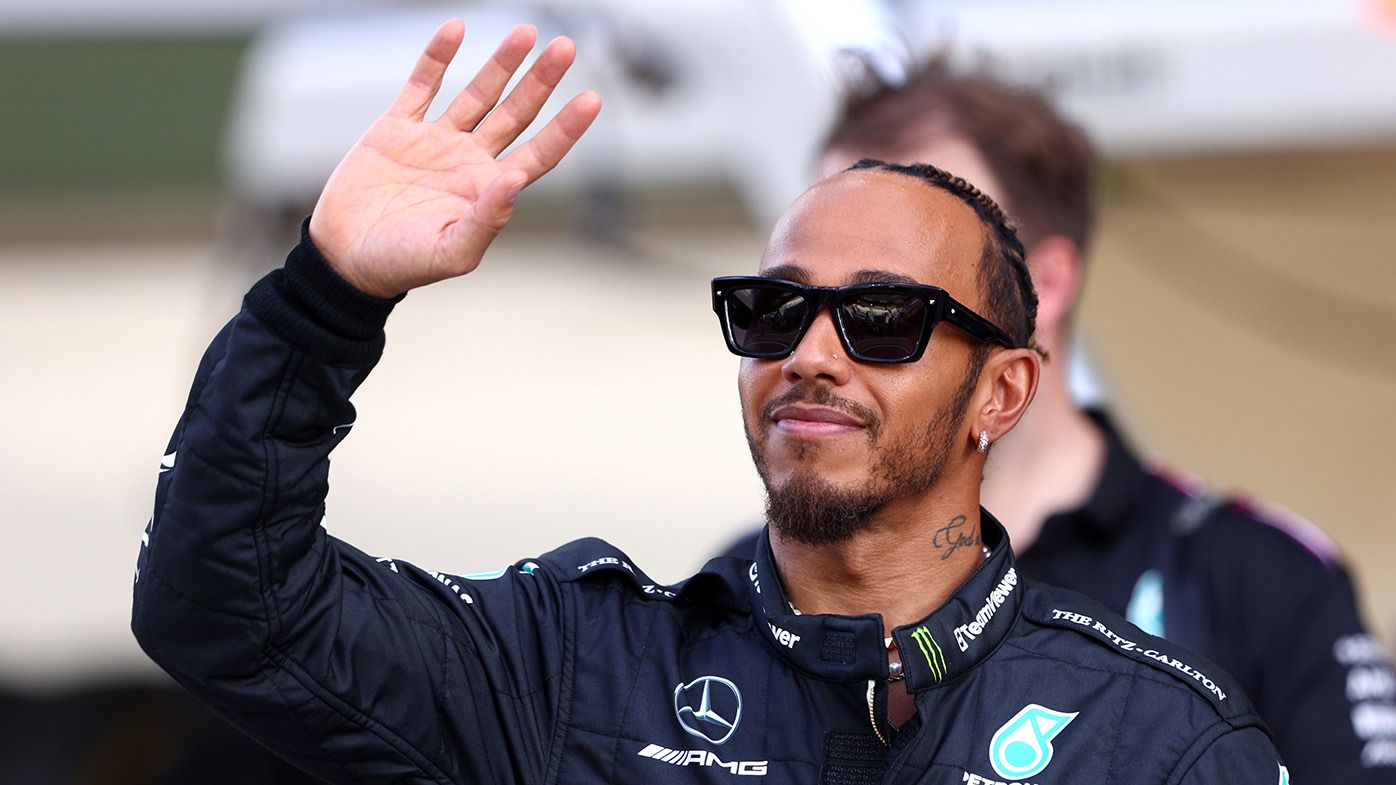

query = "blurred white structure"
[224,0,1396,227]
[224,2,836,229]
[904,0,1396,157]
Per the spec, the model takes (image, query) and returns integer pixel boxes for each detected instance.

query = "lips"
[769,404,866,438]
[771,404,864,428]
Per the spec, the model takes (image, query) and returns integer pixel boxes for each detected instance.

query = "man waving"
[134,21,1285,784]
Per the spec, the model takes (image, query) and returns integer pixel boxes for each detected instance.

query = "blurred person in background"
[723,59,1396,782]
[131,20,1291,783]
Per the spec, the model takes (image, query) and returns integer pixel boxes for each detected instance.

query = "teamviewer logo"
[673,676,743,745]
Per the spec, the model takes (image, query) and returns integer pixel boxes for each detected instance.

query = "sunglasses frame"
[711,276,1018,364]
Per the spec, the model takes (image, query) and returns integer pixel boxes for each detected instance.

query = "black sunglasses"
[711,276,1018,364]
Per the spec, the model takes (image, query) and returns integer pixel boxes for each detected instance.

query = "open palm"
[309,20,601,298]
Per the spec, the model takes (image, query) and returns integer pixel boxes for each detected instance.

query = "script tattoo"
[931,515,980,561]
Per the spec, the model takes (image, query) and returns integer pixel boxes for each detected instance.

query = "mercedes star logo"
[673,675,742,745]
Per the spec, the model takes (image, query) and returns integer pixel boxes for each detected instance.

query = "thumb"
[443,170,530,269]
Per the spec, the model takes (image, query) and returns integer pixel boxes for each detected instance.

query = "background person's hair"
[825,58,1096,254]
[846,158,1037,351]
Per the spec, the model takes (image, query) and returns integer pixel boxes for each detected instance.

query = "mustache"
[759,384,882,440]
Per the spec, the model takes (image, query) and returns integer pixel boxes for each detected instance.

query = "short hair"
[846,158,1037,349]
[824,58,1096,253]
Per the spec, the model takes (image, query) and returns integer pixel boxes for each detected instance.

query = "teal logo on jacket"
[988,704,1078,780]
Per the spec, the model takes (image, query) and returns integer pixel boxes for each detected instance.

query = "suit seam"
[1105,670,1136,782]
[265,643,455,784]
[262,660,372,785]
[542,581,577,785]
[1163,721,1250,785]
[606,602,662,784]
[254,350,302,642]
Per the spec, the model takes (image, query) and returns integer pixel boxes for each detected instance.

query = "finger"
[441,169,530,268]
[440,24,537,131]
[388,19,466,120]
[501,91,602,181]
[473,36,578,155]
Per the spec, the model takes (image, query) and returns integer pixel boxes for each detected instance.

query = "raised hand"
[308,19,601,298]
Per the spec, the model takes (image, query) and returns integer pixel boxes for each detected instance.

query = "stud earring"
[977,431,990,454]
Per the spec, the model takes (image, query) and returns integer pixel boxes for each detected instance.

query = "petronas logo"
[910,626,948,683]
[989,704,1078,780]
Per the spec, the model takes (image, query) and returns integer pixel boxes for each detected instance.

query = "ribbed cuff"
[244,218,405,367]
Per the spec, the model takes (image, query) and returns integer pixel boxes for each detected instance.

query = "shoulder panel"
[1020,583,1254,720]
[531,537,679,600]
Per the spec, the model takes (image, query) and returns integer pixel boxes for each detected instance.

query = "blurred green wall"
[0,36,248,241]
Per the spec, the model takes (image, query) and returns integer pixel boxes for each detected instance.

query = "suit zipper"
[866,680,889,747]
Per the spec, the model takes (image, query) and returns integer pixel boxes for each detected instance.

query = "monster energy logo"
[910,626,949,682]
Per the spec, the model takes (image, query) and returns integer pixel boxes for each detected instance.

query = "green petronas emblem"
[909,626,948,683]
[989,704,1078,780]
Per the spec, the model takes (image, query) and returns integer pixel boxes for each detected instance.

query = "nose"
[781,309,852,386]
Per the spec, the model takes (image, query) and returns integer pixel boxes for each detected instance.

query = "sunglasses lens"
[839,293,929,361]
[725,287,809,356]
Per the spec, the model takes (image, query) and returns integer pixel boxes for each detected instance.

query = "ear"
[1024,235,1082,333]
[972,347,1041,449]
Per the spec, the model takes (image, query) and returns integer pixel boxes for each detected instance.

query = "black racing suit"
[132,234,1288,784]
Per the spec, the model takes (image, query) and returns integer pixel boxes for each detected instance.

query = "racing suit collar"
[890,514,1022,692]
[746,529,887,683]
[748,512,1024,692]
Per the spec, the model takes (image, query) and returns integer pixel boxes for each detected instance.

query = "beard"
[747,349,987,547]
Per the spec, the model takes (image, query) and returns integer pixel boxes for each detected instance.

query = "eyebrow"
[850,269,920,285]
[760,263,921,287]
[760,264,810,283]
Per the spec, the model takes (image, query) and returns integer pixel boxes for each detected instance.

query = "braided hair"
[847,158,1039,352]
